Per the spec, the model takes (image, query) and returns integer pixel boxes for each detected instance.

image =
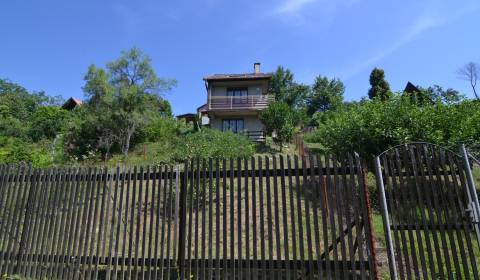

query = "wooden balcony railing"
[209,95,273,110]
[242,130,266,142]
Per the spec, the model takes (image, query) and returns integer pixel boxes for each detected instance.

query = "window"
[227,88,248,104]
[222,119,244,133]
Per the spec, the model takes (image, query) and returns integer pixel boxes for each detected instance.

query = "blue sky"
[1,0,479,115]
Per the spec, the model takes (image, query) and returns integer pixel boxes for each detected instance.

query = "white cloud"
[273,0,318,15]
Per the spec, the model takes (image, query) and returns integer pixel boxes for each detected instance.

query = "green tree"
[69,48,177,158]
[28,106,69,141]
[269,66,309,109]
[306,75,345,116]
[368,68,392,101]
[260,102,296,151]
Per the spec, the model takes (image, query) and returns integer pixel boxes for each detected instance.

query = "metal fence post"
[460,144,480,248]
[374,156,398,280]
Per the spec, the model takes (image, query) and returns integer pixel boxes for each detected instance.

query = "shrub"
[172,129,255,161]
[305,96,480,161]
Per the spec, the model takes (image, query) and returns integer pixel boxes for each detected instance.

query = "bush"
[305,96,480,161]
[172,129,255,161]
[0,137,54,168]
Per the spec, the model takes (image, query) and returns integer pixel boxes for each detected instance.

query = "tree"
[368,68,392,101]
[269,66,309,109]
[260,102,296,151]
[73,48,177,158]
[28,106,69,141]
[420,85,465,104]
[306,75,345,116]
[457,62,479,100]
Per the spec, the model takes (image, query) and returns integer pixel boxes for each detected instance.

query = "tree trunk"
[122,125,135,157]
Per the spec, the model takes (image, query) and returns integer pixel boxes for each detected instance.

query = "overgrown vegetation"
[2,54,480,168]
[305,94,480,160]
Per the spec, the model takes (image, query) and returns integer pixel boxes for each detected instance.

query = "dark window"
[227,88,248,104]
[222,119,244,133]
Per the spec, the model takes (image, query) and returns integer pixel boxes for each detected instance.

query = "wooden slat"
[201,160,207,280]
[229,158,235,279]
[287,156,298,279]
[395,148,422,279]
[265,156,275,279]
[113,166,126,280]
[222,158,228,280]
[251,157,258,280]
[258,157,267,280]
[208,158,214,280]
[304,156,314,280]
[333,156,348,280]
[244,157,251,279]
[280,155,290,279]
[215,158,221,279]
[294,155,306,279]
[159,166,168,279]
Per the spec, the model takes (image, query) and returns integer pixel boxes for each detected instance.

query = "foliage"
[28,106,70,141]
[305,95,480,160]
[66,48,176,159]
[0,137,54,168]
[260,102,297,150]
[269,66,309,109]
[306,75,344,116]
[172,129,255,161]
[368,67,392,101]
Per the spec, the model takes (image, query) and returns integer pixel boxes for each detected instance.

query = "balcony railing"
[242,130,266,142]
[209,95,273,110]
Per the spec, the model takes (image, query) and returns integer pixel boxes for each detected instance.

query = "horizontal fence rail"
[0,154,377,279]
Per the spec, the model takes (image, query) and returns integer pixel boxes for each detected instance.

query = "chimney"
[254,62,261,74]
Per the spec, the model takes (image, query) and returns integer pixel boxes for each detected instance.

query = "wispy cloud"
[273,0,317,15]
[338,2,479,80]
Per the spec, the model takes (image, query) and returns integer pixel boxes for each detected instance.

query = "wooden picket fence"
[0,154,377,279]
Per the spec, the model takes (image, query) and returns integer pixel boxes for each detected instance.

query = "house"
[62,97,82,110]
[202,63,273,142]
[403,81,421,94]
[176,113,197,124]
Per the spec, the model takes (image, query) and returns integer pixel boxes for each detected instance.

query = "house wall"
[210,114,264,132]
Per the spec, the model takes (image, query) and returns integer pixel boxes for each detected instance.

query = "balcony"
[209,95,273,111]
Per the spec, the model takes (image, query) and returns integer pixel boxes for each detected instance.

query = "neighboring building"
[202,63,273,142]
[196,104,210,126]
[403,81,421,94]
[62,97,82,110]
[176,113,197,124]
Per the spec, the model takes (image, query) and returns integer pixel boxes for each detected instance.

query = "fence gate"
[375,143,480,280]
[0,154,377,279]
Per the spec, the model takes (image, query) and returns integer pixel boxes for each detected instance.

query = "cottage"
[202,63,273,142]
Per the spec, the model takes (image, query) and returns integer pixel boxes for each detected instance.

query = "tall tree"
[368,68,392,101]
[306,75,344,116]
[269,66,309,109]
[457,62,479,100]
[81,48,176,157]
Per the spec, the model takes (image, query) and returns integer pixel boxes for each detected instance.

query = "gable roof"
[203,73,273,81]
[404,82,420,94]
[62,97,82,110]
